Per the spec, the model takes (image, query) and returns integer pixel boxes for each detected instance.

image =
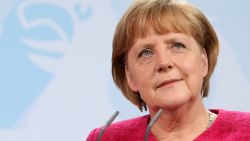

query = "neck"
[149,97,209,141]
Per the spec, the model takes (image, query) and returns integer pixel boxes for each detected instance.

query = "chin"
[154,95,191,110]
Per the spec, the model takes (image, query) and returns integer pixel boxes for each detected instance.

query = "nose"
[155,50,173,73]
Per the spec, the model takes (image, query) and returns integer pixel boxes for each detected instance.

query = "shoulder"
[196,109,250,140]
[205,109,250,139]
[216,109,250,124]
[210,109,250,129]
[86,115,149,141]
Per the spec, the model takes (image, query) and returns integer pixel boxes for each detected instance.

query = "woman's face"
[125,30,208,110]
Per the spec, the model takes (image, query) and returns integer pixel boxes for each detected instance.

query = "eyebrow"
[164,34,192,43]
[133,40,155,49]
[134,34,190,48]
[164,36,187,42]
[141,43,155,49]
[138,38,183,47]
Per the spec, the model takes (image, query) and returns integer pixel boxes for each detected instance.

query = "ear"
[125,65,138,92]
[201,49,208,77]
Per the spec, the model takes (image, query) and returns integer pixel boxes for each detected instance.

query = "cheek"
[182,60,205,94]
[180,55,206,76]
[130,62,155,82]
[131,69,153,89]
[129,64,156,98]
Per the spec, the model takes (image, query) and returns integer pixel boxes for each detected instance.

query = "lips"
[156,79,181,89]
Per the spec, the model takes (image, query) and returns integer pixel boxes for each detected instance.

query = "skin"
[125,29,211,140]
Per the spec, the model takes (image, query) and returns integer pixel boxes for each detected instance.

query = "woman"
[87,0,250,140]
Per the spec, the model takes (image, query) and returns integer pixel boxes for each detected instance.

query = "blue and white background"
[0,0,250,140]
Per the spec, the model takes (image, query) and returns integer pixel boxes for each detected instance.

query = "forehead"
[129,12,195,47]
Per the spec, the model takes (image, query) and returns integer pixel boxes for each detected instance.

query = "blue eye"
[138,49,152,58]
[172,42,185,49]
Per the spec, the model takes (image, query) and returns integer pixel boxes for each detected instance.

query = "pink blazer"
[86,109,250,141]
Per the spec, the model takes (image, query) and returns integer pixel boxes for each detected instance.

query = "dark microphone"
[97,111,119,141]
[144,109,163,141]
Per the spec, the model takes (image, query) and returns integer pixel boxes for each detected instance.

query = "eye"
[172,42,186,49]
[138,49,153,58]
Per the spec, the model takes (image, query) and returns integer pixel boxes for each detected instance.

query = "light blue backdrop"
[0,0,249,140]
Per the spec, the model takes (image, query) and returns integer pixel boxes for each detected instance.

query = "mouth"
[156,79,182,89]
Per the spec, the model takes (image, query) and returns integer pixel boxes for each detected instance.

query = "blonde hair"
[112,0,219,111]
